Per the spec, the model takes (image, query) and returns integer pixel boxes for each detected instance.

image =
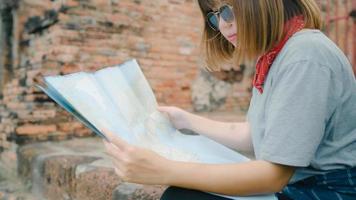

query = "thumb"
[157,106,173,119]
[157,106,170,113]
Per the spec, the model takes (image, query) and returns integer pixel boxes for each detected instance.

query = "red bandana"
[253,16,305,94]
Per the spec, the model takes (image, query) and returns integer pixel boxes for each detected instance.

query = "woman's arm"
[166,160,294,196]
[158,106,253,154]
[103,129,295,196]
[187,113,253,154]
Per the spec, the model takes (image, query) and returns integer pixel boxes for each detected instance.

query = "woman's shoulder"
[283,29,342,61]
[275,29,351,74]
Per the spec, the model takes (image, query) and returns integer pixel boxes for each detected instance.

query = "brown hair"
[198,0,322,71]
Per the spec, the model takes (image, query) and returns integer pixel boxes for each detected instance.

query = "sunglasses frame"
[206,5,234,31]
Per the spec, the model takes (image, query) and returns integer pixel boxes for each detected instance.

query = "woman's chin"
[226,38,237,47]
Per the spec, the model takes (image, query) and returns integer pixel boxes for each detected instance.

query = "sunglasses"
[206,5,235,31]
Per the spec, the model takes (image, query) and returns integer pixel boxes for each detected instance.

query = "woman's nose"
[219,16,232,30]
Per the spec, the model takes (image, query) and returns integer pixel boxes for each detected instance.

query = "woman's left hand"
[102,129,175,185]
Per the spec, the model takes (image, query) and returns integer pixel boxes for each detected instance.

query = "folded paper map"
[37,59,276,200]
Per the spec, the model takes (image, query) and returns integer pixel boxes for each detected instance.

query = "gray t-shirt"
[247,29,356,183]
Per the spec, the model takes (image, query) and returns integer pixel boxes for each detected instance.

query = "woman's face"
[207,3,237,46]
[219,15,237,46]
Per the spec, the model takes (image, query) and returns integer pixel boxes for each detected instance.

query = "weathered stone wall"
[0,0,354,151]
[192,64,253,113]
[318,0,356,71]
[0,0,20,151]
[0,0,253,150]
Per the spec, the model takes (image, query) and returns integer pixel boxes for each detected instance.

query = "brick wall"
[0,0,203,148]
[317,0,356,73]
[0,0,254,150]
[0,0,354,151]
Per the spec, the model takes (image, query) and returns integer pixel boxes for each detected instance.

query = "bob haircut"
[198,0,322,71]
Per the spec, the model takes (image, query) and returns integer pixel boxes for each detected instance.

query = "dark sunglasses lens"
[220,5,234,22]
[207,13,219,30]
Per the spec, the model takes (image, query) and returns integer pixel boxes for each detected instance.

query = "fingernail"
[103,141,111,148]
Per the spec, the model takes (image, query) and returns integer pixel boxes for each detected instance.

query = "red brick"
[58,122,84,132]
[16,125,57,136]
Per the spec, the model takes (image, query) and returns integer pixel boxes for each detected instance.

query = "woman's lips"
[227,34,237,41]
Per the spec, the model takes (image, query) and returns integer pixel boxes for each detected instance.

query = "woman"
[103,0,356,199]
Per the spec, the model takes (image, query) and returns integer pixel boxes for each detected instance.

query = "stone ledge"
[14,112,245,199]
[17,138,166,200]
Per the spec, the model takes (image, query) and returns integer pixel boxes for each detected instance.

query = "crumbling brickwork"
[317,0,356,73]
[0,0,195,149]
[0,0,252,150]
[0,0,354,151]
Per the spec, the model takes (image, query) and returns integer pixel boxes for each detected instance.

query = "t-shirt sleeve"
[260,60,336,167]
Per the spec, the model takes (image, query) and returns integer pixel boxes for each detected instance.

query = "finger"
[102,128,129,151]
[112,158,124,169]
[157,107,173,119]
[104,140,123,158]
[114,167,128,181]
[157,106,172,112]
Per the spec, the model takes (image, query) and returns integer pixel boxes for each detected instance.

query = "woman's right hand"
[157,106,193,130]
